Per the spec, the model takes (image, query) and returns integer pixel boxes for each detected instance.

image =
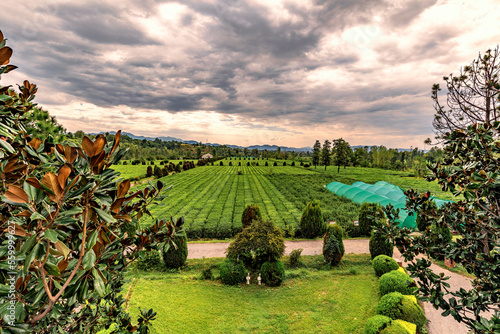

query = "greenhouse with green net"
[325,181,452,229]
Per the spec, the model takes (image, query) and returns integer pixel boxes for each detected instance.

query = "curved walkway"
[188,239,476,334]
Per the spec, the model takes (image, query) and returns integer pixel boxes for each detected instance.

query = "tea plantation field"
[132,159,454,239]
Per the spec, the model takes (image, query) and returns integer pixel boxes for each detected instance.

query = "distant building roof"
[201,153,213,159]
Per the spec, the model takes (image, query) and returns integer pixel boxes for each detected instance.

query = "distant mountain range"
[90,132,419,152]
[90,131,313,152]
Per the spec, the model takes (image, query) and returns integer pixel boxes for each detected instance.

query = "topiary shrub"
[265,161,269,166]
[241,204,262,229]
[136,250,162,272]
[379,320,410,334]
[219,259,246,285]
[379,270,417,296]
[261,260,285,286]
[359,202,384,236]
[283,161,287,166]
[369,230,394,259]
[227,220,285,269]
[364,315,392,334]
[372,255,399,277]
[376,292,426,332]
[384,320,416,334]
[162,229,188,269]
[273,161,278,166]
[299,200,325,238]
[289,248,303,267]
[323,225,345,266]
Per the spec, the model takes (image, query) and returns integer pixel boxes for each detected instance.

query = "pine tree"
[321,140,331,170]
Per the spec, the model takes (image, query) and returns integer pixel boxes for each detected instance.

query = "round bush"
[162,230,188,269]
[369,231,393,259]
[241,204,262,229]
[372,255,399,277]
[364,315,392,334]
[219,259,246,285]
[299,200,325,238]
[323,225,345,266]
[379,321,410,334]
[376,292,426,331]
[261,260,285,286]
[379,270,416,296]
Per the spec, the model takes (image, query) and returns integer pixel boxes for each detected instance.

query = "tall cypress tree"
[312,140,321,168]
[321,140,331,170]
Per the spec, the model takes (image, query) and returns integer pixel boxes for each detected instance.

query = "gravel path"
[188,239,481,334]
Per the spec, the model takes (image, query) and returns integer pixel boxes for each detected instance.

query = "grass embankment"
[125,254,379,334]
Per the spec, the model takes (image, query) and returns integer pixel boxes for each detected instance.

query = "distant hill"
[91,131,313,152]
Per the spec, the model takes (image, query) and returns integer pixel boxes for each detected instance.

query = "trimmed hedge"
[162,230,188,269]
[261,260,285,287]
[379,270,417,296]
[372,255,399,277]
[220,259,246,285]
[323,225,345,266]
[376,292,426,331]
[364,315,392,334]
[369,231,393,259]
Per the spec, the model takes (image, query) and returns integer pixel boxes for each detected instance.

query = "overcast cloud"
[1,0,498,148]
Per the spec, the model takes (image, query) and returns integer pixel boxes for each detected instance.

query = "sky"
[1,0,498,149]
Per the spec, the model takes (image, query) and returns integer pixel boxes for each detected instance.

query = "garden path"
[188,239,478,334]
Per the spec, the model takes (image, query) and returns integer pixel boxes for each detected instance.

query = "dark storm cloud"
[2,0,489,145]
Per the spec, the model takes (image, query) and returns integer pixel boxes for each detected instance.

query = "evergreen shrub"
[379,270,417,296]
[261,260,285,286]
[299,201,325,238]
[219,259,246,285]
[372,255,399,277]
[323,225,344,266]
[136,251,162,271]
[369,231,394,259]
[162,230,188,269]
[241,204,262,229]
[359,202,384,236]
[376,292,426,331]
[364,315,392,334]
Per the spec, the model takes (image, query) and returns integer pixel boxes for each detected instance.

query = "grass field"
[125,254,379,334]
[130,160,456,239]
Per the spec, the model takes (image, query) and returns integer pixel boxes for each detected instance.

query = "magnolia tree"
[375,122,500,333]
[0,31,179,333]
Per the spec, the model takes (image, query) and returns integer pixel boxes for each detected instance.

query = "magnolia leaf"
[0,46,12,65]
[44,262,61,276]
[94,207,116,224]
[44,229,59,243]
[25,177,43,190]
[92,268,106,297]
[5,184,29,204]
[30,212,45,220]
[81,136,94,157]
[111,130,121,154]
[41,172,62,201]
[24,243,40,275]
[82,249,96,271]
[117,180,131,198]
[54,240,71,259]
[93,136,106,156]
[86,230,99,251]
[57,165,71,189]
[64,144,78,164]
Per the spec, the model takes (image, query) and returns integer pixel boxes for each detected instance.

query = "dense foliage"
[379,269,417,296]
[241,204,262,229]
[323,225,344,266]
[299,201,325,238]
[364,315,392,334]
[162,226,188,269]
[372,255,399,277]
[0,32,179,333]
[226,220,285,269]
[375,122,500,332]
[219,259,246,285]
[369,230,394,259]
[260,260,285,287]
[376,293,426,332]
[359,202,383,236]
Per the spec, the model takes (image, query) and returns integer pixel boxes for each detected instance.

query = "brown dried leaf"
[93,136,106,156]
[55,144,64,154]
[29,138,41,150]
[57,165,71,189]
[5,184,29,203]
[117,180,131,198]
[26,177,43,190]
[82,136,94,157]
[111,130,121,154]
[57,259,69,273]
[0,46,12,66]
[110,198,124,214]
[42,172,62,201]
[65,145,78,164]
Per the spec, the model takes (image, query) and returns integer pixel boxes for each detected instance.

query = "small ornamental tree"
[162,224,188,268]
[241,204,262,229]
[376,122,500,332]
[312,140,321,168]
[299,201,325,238]
[226,220,285,269]
[146,165,153,177]
[0,31,179,333]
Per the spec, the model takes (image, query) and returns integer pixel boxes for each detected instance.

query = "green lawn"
[125,254,379,334]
